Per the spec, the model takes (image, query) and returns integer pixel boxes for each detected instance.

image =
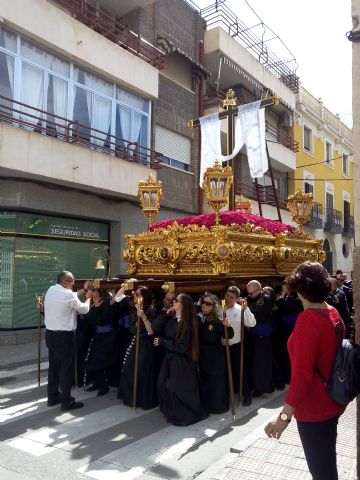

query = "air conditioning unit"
[280,112,294,128]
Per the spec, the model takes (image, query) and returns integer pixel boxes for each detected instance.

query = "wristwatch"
[279,412,291,423]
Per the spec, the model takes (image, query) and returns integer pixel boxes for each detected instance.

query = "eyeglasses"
[247,290,259,296]
[201,301,214,307]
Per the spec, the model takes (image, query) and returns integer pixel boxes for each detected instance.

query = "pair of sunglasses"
[201,301,214,307]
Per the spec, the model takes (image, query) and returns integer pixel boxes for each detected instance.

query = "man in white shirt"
[44,271,91,411]
[223,286,256,406]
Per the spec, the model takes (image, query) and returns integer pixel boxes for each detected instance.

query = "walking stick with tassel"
[239,298,246,406]
[35,293,44,387]
[221,300,236,421]
[132,294,142,412]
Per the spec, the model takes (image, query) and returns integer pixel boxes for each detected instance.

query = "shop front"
[0,211,109,330]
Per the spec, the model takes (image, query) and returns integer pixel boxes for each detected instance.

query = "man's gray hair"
[56,271,72,284]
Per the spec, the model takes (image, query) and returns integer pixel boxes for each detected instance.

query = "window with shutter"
[155,126,191,171]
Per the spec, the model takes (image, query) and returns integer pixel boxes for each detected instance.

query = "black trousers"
[228,343,251,399]
[297,415,340,480]
[45,330,75,405]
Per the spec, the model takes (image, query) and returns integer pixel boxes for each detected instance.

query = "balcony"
[265,121,299,153]
[51,0,164,69]
[0,95,161,169]
[343,215,355,237]
[236,181,288,210]
[305,202,323,229]
[324,208,343,234]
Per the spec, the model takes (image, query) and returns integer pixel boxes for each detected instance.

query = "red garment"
[285,306,346,422]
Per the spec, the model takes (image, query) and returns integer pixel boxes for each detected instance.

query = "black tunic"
[85,301,117,371]
[198,314,234,414]
[117,306,158,410]
[247,292,274,394]
[157,317,208,426]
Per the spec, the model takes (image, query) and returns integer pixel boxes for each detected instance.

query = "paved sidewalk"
[200,399,358,480]
[1,341,358,480]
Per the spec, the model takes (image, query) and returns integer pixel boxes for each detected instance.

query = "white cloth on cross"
[199,100,268,186]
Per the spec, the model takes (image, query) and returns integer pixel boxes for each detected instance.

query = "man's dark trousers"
[45,330,75,405]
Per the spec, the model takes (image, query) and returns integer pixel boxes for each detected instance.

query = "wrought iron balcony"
[236,182,288,210]
[324,208,343,234]
[305,202,323,229]
[265,121,299,153]
[343,215,355,237]
[0,95,162,169]
[50,0,164,69]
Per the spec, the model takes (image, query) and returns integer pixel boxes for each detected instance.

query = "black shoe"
[252,391,262,398]
[243,396,252,407]
[86,384,99,392]
[61,401,84,412]
[48,395,75,407]
[97,387,109,397]
[275,384,285,391]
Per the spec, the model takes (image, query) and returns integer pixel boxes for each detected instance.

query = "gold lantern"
[235,194,253,213]
[91,245,111,283]
[138,174,163,230]
[203,160,233,227]
[287,190,314,229]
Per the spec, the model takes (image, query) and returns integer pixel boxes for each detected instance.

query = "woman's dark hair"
[201,293,221,320]
[287,261,331,303]
[175,293,199,361]
[91,288,107,301]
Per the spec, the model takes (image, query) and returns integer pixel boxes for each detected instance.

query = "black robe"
[198,314,234,414]
[247,292,274,394]
[85,301,117,372]
[157,317,208,426]
[117,306,158,410]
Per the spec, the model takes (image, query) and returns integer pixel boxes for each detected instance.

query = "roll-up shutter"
[155,126,191,165]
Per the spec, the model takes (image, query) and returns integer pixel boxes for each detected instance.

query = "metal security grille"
[155,126,191,165]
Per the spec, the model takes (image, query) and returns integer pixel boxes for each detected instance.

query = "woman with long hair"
[265,261,346,480]
[197,293,233,414]
[117,285,158,409]
[154,293,208,426]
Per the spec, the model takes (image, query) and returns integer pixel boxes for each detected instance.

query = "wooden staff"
[221,300,235,421]
[35,293,44,387]
[132,295,143,412]
[74,331,78,392]
[239,298,246,406]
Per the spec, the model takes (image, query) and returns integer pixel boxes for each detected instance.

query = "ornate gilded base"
[123,220,325,278]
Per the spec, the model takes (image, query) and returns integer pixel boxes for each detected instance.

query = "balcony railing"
[236,181,288,210]
[343,215,355,237]
[0,95,162,169]
[200,1,299,93]
[50,0,165,69]
[324,208,343,234]
[265,121,299,153]
[305,202,323,229]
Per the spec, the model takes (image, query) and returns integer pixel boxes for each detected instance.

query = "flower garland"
[151,211,295,236]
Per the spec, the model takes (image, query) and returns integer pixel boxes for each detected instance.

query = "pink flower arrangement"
[151,211,295,236]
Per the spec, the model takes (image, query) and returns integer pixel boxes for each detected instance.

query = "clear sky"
[195,0,353,127]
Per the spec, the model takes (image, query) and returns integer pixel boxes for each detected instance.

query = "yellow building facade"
[291,87,354,275]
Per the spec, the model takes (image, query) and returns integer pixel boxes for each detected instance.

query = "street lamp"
[138,174,163,230]
[287,190,314,229]
[203,160,233,227]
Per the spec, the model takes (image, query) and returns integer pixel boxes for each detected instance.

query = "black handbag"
[309,308,360,406]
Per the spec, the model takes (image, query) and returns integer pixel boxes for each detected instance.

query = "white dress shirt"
[222,303,256,346]
[44,284,90,331]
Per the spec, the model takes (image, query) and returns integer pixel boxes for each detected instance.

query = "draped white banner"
[199,100,268,185]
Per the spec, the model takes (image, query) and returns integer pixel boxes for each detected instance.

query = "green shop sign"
[0,211,109,242]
